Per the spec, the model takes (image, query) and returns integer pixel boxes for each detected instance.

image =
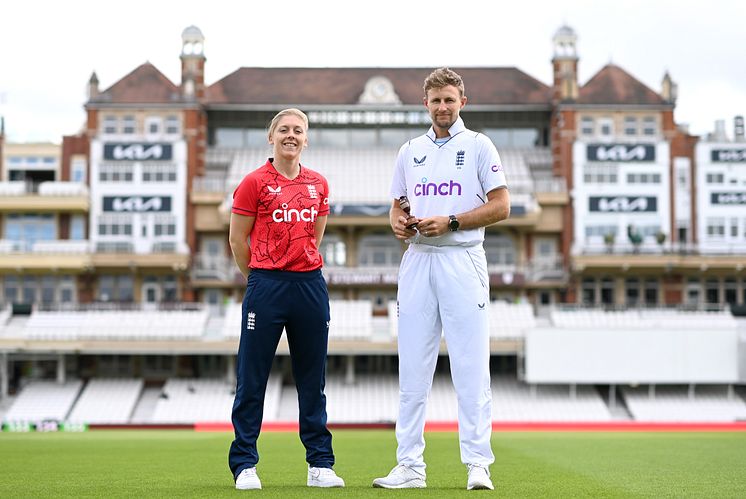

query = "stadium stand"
[23,308,209,341]
[489,302,536,339]
[324,374,399,423]
[67,378,143,424]
[329,300,373,340]
[491,376,612,421]
[150,376,281,423]
[3,380,83,423]
[220,300,373,341]
[549,307,736,330]
[621,385,746,422]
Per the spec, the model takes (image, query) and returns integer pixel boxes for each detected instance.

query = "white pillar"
[344,355,355,385]
[56,354,65,383]
[0,353,8,399]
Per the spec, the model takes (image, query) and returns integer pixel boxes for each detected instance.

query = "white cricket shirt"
[390,117,508,246]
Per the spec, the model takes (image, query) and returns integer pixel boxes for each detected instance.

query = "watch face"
[449,217,459,231]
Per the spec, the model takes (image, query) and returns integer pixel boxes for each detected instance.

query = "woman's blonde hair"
[267,108,309,139]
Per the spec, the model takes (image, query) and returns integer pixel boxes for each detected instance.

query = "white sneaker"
[372,464,427,489]
[235,467,261,490]
[467,464,494,490]
[307,467,345,487]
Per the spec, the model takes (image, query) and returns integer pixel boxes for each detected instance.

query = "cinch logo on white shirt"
[414,178,463,197]
[272,203,319,222]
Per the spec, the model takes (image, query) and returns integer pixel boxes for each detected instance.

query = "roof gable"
[579,64,665,105]
[98,63,180,104]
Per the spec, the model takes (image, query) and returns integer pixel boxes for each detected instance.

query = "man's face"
[424,85,467,133]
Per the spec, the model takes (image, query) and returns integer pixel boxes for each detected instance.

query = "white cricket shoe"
[307,467,345,487]
[467,464,494,490]
[235,467,261,490]
[372,464,427,489]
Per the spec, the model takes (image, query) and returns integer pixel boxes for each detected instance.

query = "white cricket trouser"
[395,243,494,471]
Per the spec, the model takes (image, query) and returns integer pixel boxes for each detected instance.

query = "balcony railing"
[191,254,236,281]
[0,181,88,196]
[0,239,90,254]
[574,241,746,256]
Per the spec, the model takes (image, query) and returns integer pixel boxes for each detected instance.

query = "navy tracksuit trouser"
[228,268,334,479]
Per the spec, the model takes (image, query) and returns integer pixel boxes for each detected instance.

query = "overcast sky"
[1,0,745,143]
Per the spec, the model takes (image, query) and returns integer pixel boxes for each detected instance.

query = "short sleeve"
[389,142,409,200]
[231,174,258,216]
[476,135,508,194]
[318,175,330,216]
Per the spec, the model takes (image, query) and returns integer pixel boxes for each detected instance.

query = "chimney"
[735,115,745,142]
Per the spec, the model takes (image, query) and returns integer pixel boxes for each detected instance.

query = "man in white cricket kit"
[373,68,510,491]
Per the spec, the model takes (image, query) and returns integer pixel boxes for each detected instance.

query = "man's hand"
[392,215,420,240]
[416,216,449,237]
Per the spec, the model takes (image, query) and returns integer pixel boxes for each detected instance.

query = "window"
[319,235,346,267]
[624,116,637,136]
[70,215,85,240]
[71,158,87,183]
[97,214,133,236]
[580,117,594,136]
[4,214,56,250]
[485,234,516,265]
[643,116,656,136]
[599,118,613,138]
[153,215,176,237]
[581,278,596,305]
[585,225,618,238]
[731,218,739,238]
[705,278,719,304]
[142,164,176,182]
[600,277,614,305]
[625,278,640,306]
[725,278,737,305]
[583,164,618,183]
[644,278,659,305]
[706,173,724,184]
[627,173,661,184]
[706,218,725,238]
[165,116,180,135]
[99,164,133,182]
[145,117,162,136]
[122,115,136,134]
[357,235,402,266]
[3,276,19,303]
[686,278,701,306]
[103,116,117,134]
[97,275,133,302]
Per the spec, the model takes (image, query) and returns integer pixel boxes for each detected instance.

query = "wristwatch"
[448,215,460,232]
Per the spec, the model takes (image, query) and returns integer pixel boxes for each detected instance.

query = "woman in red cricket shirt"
[227,108,344,490]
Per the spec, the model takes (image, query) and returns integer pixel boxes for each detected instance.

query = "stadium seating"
[3,380,83,423]
[324,374,399,423]
[621,385,746,422]
[491,376,612,421]
[67,378,143,424]
[23,308,209,341]
[221,300,373,341]
[489,301,536,339]
[149,376,280,423]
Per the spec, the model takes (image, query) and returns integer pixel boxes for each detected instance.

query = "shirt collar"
[426,117,466,140]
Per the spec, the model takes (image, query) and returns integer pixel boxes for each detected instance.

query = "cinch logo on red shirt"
[272,203,319,222]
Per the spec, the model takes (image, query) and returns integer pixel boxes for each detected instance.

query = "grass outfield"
[1,430,745,498]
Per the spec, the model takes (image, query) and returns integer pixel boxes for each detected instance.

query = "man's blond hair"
[423,67,465,97]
